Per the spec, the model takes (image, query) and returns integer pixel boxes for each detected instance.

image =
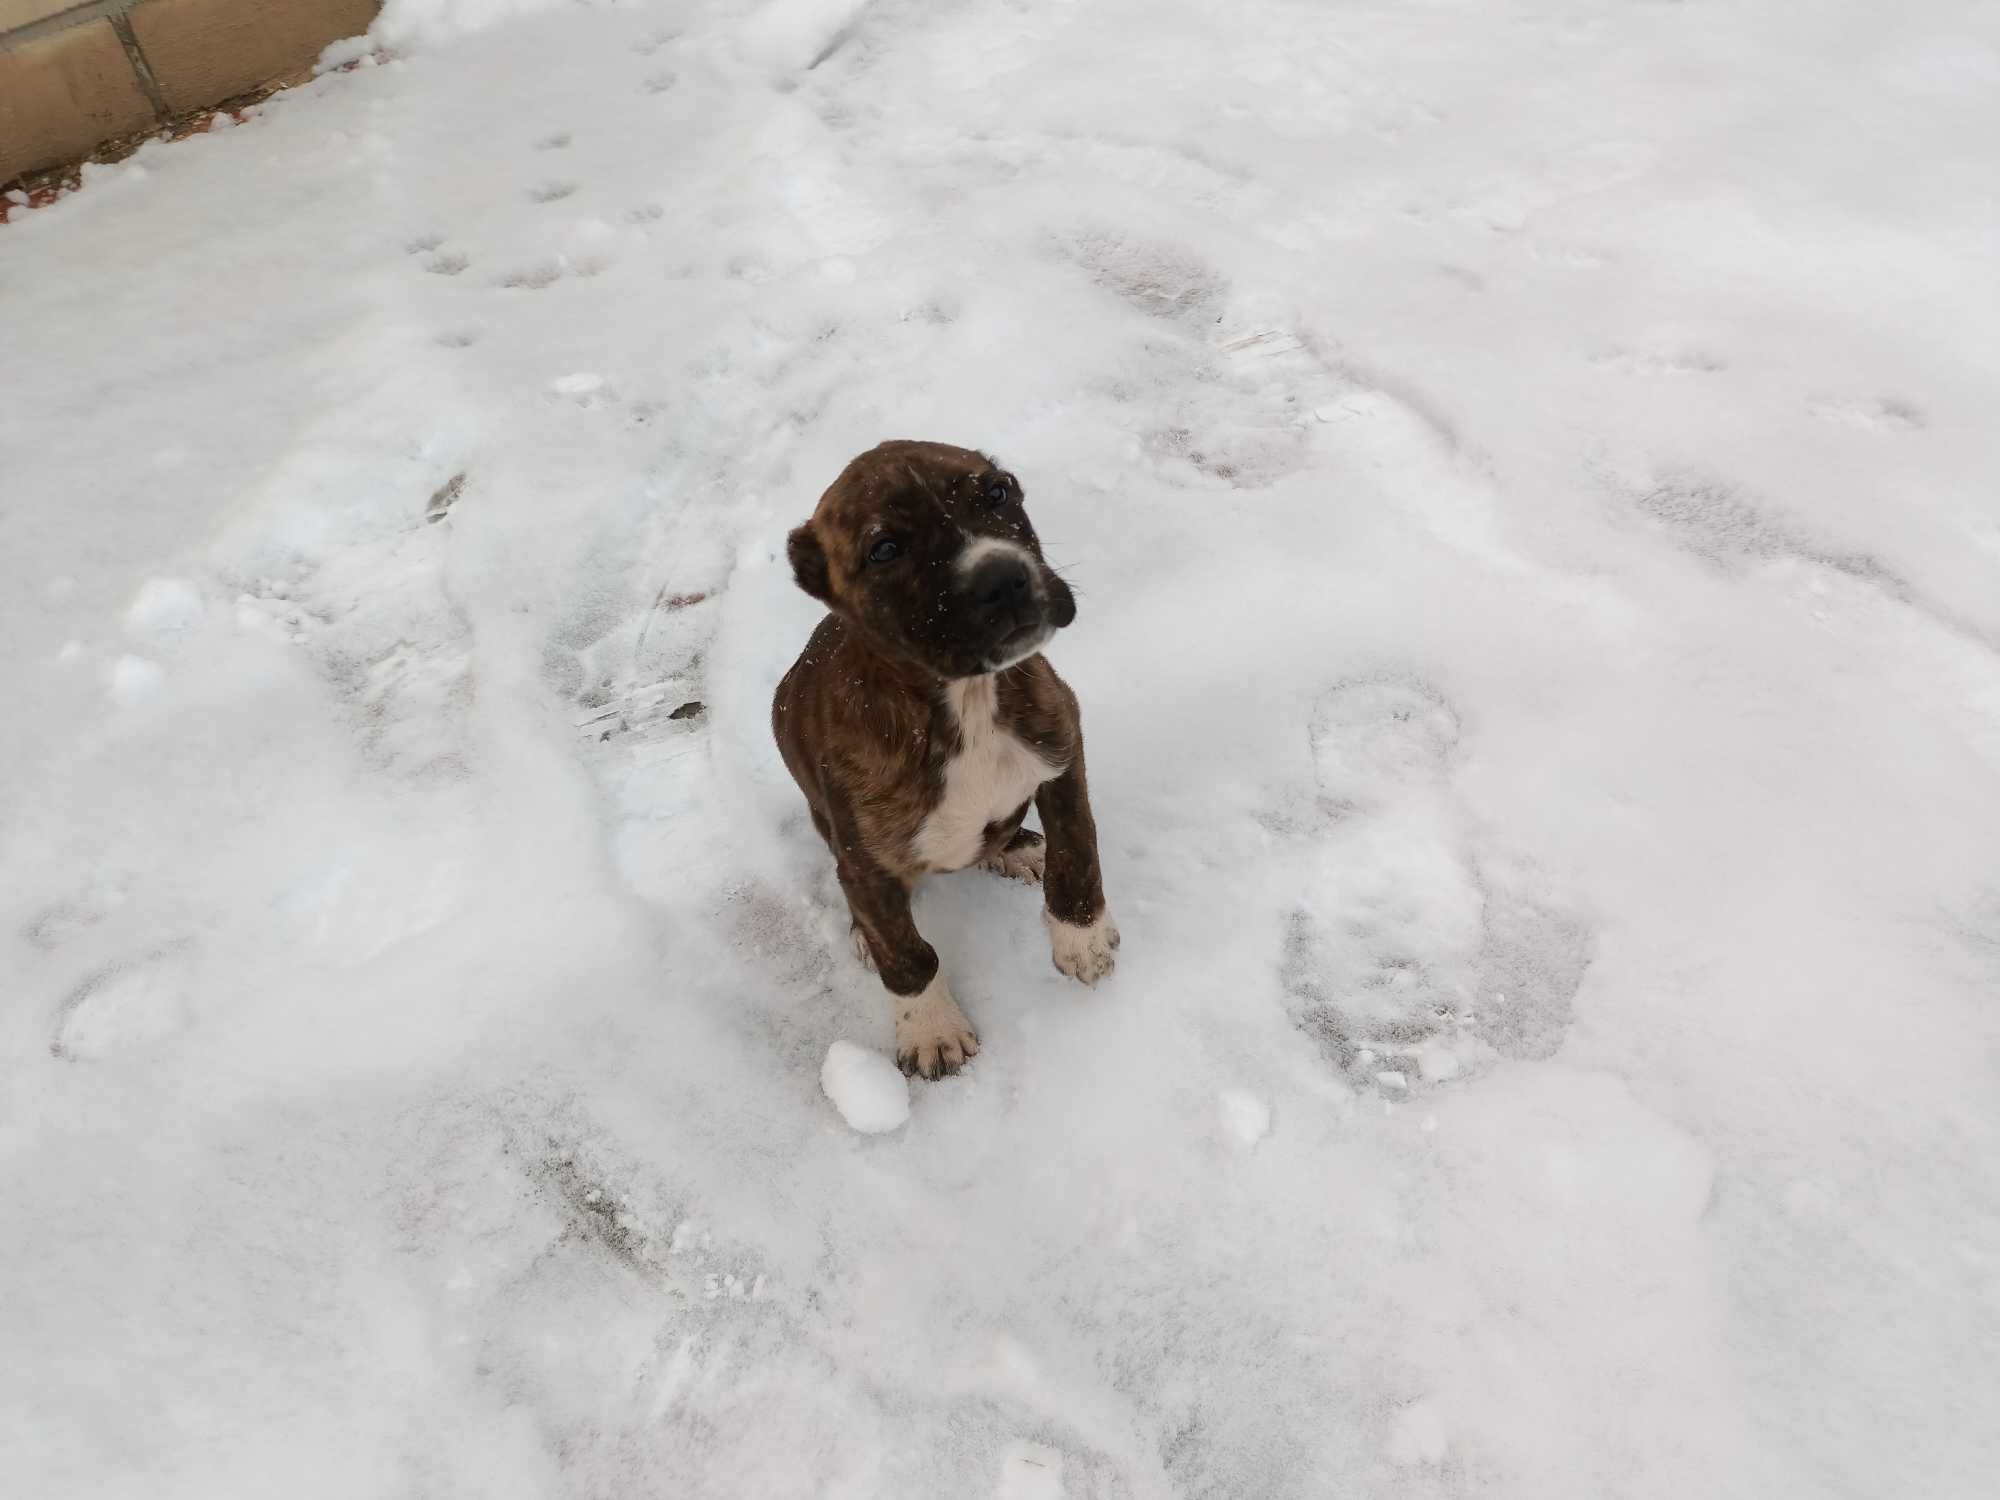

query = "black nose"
[969,557,1032,612]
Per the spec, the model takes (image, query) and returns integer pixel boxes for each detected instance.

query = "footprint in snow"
[51,946,194,1060]
[1281,674,1590,1094]
[529,180,579,204]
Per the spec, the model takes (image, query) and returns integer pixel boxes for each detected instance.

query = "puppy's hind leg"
[978,826,1045,885]
[848,920,877,971]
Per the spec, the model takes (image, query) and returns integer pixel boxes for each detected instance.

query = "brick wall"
[1,0,380,184]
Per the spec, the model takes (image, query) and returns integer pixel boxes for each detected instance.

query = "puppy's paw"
[893,974,980,1080]
[849,922,877,972]
[979,832,1045,884]
[1046,908,1120,986]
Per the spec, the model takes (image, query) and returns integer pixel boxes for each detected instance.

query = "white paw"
[980,836,1045,884]
[849,922,877,972]
[893,972,980,1080]
[1046,909,1120,986]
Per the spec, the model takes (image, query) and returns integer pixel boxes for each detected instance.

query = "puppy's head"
[787,440,1077,678]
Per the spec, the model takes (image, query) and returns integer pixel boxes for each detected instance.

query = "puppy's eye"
[867,538,902,565]
[984,480,1010,505]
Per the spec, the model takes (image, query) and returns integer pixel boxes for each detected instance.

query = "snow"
[820,1040,910,1133]
[996,1441,1066,1500]
[1217,1087,1271,1148]
[1384,1399,1447,1470]
[4,0,2000,1496]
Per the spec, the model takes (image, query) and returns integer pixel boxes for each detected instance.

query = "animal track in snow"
[529,180,579,204]
[535,131,572,150]
[641,70,678,94]
[424,250,470,276]
[497,258,564,289]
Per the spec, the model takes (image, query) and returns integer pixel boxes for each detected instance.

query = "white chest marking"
[913,676,1058,872]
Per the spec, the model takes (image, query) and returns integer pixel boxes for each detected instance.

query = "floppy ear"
[787,523,831,602]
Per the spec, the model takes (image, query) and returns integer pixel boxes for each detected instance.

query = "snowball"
[821,1041,909,1133]
[125,577,203,638]
[1218,1089,1272,1147]
[107,655,165,705]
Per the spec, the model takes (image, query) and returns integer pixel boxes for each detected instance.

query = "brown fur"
[772,440,1115,1077]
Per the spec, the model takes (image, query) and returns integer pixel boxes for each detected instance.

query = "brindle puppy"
[773,440,1119,1078]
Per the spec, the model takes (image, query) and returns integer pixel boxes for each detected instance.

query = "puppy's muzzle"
[963,550,1060,669]
[969,554,1034,620]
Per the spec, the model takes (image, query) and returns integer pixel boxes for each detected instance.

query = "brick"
[128,0,378,115]
[0,1,85,35]
[0,20,158,183]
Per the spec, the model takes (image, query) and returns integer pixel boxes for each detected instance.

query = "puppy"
[773,440,1118,1078]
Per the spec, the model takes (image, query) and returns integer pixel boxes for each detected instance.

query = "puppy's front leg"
[829,809,978,1079]
[1036,744,1120,985]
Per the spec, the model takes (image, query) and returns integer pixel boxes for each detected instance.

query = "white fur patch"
[913,676,1058,872]
[956,534,1035,577]
[984,623,1055,673]
[893,971,979,1078]
[1046,909,1120,986]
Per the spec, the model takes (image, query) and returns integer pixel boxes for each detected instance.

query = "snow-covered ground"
[5,0,1999,1493]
